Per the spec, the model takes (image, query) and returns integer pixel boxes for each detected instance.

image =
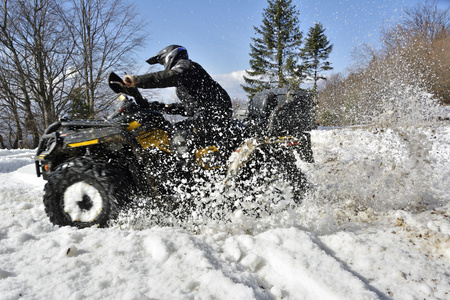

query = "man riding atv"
[34,47,314,227]
[123,45,235,151]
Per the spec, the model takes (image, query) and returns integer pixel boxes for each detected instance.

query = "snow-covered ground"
[0,121,449,300]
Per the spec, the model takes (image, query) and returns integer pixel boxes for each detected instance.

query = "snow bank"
[299,124,450,233]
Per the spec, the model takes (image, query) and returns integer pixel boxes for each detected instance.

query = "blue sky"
[134,0,449,100]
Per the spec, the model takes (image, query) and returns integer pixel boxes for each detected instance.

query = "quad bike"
[35,72,314,228]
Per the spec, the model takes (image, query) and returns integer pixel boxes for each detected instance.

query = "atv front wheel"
[43,158,129,228]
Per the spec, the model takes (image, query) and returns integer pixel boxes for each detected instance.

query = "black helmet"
[146,45,188,70]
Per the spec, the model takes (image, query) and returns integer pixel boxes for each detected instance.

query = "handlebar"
[108,72,149,109]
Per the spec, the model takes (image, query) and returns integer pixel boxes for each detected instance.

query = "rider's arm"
[134,70,179,89]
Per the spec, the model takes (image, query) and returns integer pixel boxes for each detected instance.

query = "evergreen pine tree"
[300,22,333,94]
[242,0,303,98]
[68,86,91,119]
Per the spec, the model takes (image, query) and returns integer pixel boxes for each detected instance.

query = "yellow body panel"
[68,139,99,148]
[126,121,141,131]
[136,129,172,153]
[195,146,223,170]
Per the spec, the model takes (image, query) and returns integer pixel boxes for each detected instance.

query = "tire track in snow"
[221,227,380,299]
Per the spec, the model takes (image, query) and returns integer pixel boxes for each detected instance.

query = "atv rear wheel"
[231,149,307,217]
[43,158,129,228]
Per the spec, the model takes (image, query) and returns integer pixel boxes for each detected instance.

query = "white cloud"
[143,87,178,104]
[213,70,248,100]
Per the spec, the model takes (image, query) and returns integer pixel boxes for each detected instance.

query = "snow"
[0,121,449,299]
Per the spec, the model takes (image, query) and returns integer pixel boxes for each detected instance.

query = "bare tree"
[0,72,24,147]
[431,33,450,104]
[64,0,146,117]
[403,0,449,43]
[381,0,449,104]
[349,43,379,73]
[316,0,449,127]
[0,0,62,146]
[0,0,147,148]
[316,72,346,125]
[20,0,77,129]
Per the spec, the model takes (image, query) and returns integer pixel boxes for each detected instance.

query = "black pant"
[174,108,232,148]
